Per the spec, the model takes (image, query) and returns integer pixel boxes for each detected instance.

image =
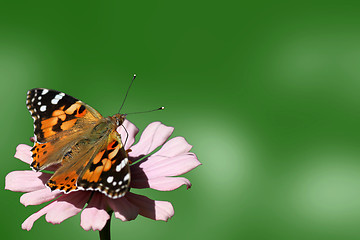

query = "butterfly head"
[112,113,127,126]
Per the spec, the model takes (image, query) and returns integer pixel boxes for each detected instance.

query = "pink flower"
[5,121,201,231]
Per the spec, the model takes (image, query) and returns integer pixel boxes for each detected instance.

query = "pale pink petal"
[81,193,110,231]
[22,200,56,231]
[116,119,139,150]
[138,151,199,170]
[126,192,174,221]
[129,122,174,158]
[22,191,90,230]
[5,171,50,192]
[45,191,91,225]
[131,176,191,191]
[107,196,139,221]
[132,153,201,179]
[14,144,32,164]
[20,188,62,206]
[152,137,192,157]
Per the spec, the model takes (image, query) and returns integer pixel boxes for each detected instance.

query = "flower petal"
[132,153,201,179]
[45,191,91,225]
[20,188,62,207]
[22,191,90,230]
[81,193,110,231]
[125,192,174,221]
[5,171,50,192]
[14,144,32,164]
[107,196,139,221]
[152,137,192,157]
[129,122,174,158]
[22,201,55,231]
[116,119,139,150]
[132,176,191,191]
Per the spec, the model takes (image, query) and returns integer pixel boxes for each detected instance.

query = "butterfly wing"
[26,88,103,171]
[47,128,130,198]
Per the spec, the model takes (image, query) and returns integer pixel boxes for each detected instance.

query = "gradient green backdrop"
[2,1,360,239]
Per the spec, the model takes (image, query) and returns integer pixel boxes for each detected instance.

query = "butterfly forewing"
[27,88,102,142]
[26,88,102,170]
[77,130,130,198]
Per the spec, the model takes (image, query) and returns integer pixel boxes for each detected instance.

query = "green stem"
[99,211,113,240]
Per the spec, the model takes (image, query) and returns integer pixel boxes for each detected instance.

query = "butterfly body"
[26,88,130,199]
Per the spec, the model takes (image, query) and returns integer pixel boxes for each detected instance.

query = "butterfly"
[26,88,130,199]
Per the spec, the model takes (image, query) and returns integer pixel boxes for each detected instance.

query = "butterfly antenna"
[126,106,165,115]
[118,74,136,113]
[122,107,164,143]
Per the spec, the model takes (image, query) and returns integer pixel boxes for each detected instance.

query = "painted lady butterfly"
[26,88,130,199]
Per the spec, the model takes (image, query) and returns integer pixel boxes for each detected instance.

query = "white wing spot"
[118,180,122,185]
[40,105,47,112]
[116,158,128,172]
[112,181,117,186]
[37,101,42,105]
[41,89,49,95]
[54,94,63,99]
[51,93,65,104]
[116,164,121,172]
[51,98,60,105]
[123,173,130,182]
[38,96,42,100]
[107,176,114,183]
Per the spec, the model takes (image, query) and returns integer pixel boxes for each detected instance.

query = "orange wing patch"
[80,150,106,183]
[60,118,77,130]
[47,170,78,193]
[52,106,67,121]
[79,140,121,183]
[30,142,54,170]
[65,102,87,117]
[39,117,59,139]
[38,102,85,139]
[41,117,58,129]
[81,166,103,183]
[93,150,105,164]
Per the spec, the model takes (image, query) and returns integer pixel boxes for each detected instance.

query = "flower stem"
[99,211,113,240]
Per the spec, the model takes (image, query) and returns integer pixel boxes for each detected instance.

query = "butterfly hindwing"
[46,139,101,193]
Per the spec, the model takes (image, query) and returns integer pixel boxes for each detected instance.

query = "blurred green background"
[2,1,360,239]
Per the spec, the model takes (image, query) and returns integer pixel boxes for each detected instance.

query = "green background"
[2,1,360,239]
